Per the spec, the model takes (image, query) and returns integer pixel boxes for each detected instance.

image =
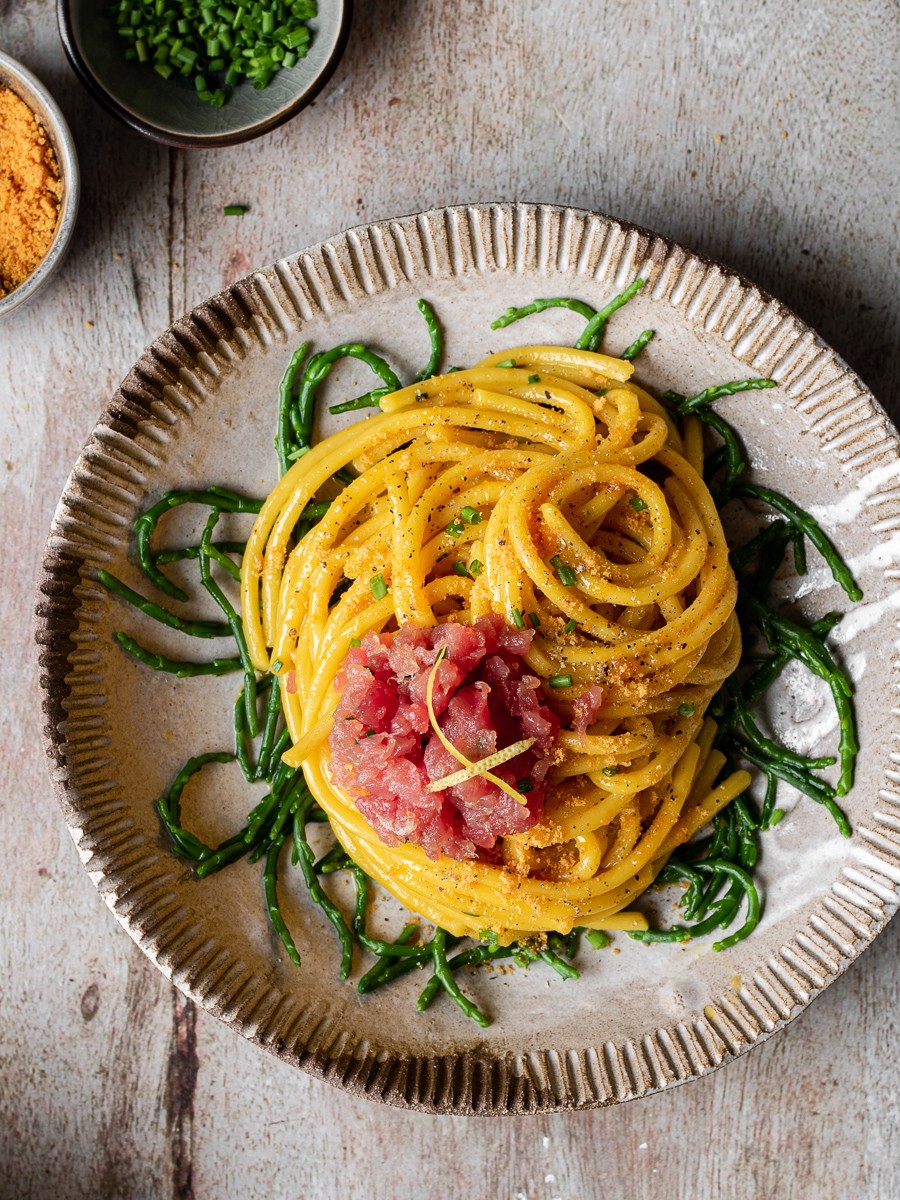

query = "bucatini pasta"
[241,346,751,941]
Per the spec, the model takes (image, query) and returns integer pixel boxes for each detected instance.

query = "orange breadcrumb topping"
[0,86,61,297]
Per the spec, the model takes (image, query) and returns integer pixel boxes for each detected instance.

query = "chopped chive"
[114,2,317,103]
[446,519,465,538]
[529,611,541,628]
[550,555,578,587]
[677,703,696,717]
[516,779,533,793]
[629,496,649,511]
[469,560,484,576]
[370,574,388,600]
[223,204,247,216]
[549,673,573,689]
[495,358,516,368]
[601,766,619,777]
[564,618,578,634]
[769,809,786,826]
[286,445,310,461]
[510,607,525,629]
[350,638,361,648]
[527,374,540,383]
[460,506,482,525]
[452,561,471,579]
[271,659,283,673]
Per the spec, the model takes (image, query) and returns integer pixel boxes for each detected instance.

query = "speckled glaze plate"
[36,204,900,1113]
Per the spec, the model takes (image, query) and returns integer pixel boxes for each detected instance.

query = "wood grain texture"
[2,0,898,1196]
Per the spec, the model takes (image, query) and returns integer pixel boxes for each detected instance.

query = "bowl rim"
[56,0,353,149]
[0,50,81,319]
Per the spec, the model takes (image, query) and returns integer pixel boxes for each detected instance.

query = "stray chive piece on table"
[223,204,247,216]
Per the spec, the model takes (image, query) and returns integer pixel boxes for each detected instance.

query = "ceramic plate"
[36,204,900,1113]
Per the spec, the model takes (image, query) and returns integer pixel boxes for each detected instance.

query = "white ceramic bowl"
[0,50,80,319]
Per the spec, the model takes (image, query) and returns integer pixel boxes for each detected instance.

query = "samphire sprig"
[491,278,656,360]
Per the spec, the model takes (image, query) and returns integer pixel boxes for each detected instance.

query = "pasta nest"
[241,345,749,940]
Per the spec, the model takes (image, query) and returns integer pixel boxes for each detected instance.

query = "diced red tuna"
[571,685,606,739]
[327,615,559,860]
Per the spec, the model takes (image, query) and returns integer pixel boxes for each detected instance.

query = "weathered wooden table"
[3,3,898,1197]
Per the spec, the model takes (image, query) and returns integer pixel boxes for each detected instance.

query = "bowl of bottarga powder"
[0,51,79,317]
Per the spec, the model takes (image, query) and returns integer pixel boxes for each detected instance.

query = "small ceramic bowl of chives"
[0,50,80,319]
[57,0,352,149]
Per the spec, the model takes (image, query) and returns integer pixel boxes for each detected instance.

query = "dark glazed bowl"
[57,0,351,148]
